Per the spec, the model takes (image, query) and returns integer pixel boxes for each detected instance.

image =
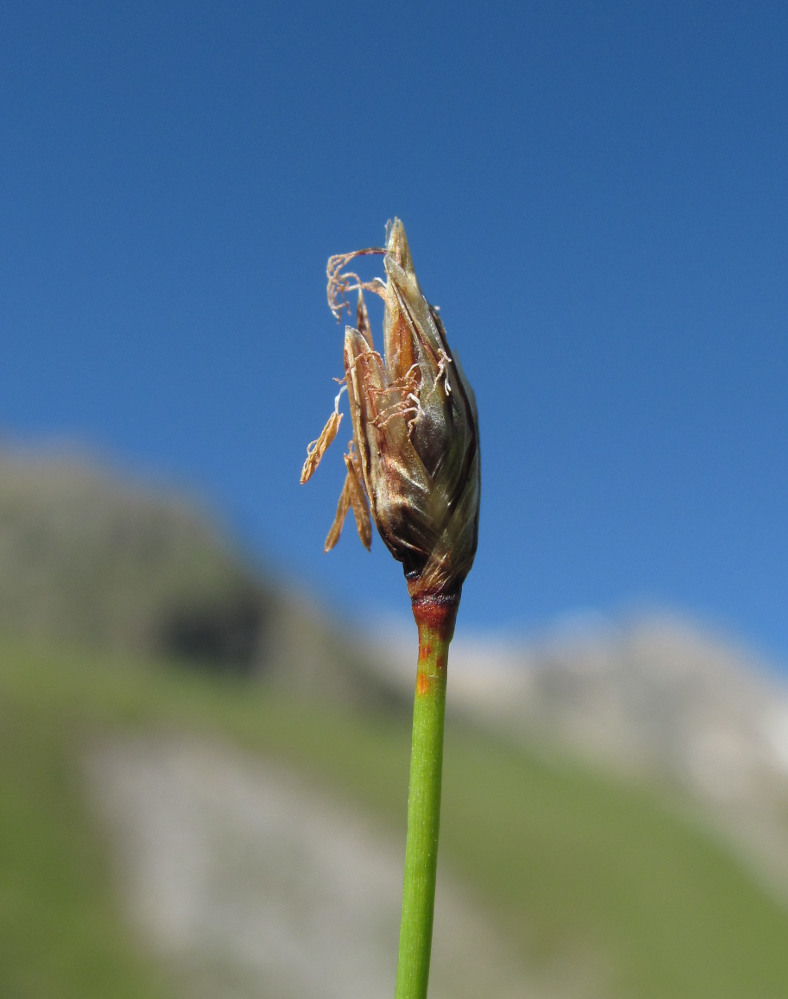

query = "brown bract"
[301,219,480,601]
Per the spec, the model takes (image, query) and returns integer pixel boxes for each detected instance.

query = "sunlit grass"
[0,663,172,999]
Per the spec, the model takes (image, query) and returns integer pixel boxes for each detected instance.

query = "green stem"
[394,593,459,999]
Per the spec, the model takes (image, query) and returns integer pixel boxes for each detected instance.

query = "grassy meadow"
[3,634,788,998]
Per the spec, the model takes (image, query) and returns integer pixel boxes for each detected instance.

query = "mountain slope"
[4,442,788,997]
[0,444,399,706]
[5,635,788,999]
[0,445,267,667]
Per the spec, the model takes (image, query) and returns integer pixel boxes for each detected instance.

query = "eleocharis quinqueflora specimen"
[301,218,480,999]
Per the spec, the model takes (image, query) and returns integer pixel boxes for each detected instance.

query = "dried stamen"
[299,386,347,484]
[324,473,352,551]
[323,443,371,551]
[327,247,386,320]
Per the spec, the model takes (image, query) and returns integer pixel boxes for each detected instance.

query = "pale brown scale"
[356,290,374,347]
[343,447,372,549]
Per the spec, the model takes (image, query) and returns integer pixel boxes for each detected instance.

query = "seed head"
[302,219,480,601]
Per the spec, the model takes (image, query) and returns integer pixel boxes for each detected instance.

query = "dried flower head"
[301,219,480,601]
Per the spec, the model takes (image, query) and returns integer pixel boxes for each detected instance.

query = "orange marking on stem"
[416,671,431,697]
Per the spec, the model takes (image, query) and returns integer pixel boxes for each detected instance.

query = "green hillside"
[3,634,788,999]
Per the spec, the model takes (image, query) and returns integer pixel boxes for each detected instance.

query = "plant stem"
[394,593,460,999]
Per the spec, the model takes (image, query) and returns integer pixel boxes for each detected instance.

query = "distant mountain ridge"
[0,442,404,708]
[448,614,788,796]
[0,443,268,667]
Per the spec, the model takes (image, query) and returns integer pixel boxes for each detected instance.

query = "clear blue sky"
[3,2,788,665]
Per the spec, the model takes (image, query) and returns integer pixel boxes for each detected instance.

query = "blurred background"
[2,2,788,997]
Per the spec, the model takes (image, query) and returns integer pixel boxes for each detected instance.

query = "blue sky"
[3,2,788,665]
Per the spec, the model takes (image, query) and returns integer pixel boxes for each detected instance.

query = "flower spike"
[302,218,480,602]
